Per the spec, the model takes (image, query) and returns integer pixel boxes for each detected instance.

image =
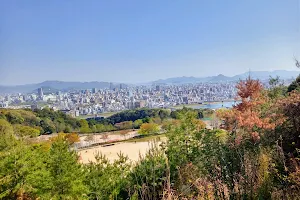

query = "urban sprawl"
[0,82,262,117]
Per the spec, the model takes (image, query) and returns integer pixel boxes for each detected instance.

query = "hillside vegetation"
[1,74,300,199]
[0,106,208,136]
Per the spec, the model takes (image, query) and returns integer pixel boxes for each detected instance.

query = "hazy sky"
[1,0,300,85]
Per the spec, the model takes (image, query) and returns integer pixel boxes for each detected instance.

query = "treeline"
[85,107,209,131]
[0,106,209,136]
[82,107,208,133]
[104,107,211,123]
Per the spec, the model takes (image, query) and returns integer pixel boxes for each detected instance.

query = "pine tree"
[48,136,88,199]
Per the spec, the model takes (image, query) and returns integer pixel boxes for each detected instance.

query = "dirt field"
[78,141,157,164]
[74,130,138,149]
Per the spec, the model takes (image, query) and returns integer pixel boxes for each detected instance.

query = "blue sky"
[1,0,300,85]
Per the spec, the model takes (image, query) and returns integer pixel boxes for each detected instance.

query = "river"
[182,101,239,109]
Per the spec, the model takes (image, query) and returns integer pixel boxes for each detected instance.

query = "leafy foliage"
[48,137,88,199]
[138,123,160,135]
[0,108,80,134]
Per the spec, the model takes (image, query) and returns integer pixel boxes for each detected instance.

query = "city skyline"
[1,0,300,85]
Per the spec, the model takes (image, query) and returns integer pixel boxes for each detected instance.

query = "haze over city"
[1,0,300,85]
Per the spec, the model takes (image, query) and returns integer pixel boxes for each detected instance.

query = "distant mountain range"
[151,70,300,84]
[0,81,125,94]
[0,70,299,94]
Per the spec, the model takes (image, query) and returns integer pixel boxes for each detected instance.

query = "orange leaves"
[235,110,276,131]
[216,108,233,120]
[220,78,284,145]
[251,132,260,143]
[216,108,235,131]
[50,132,80,144]
[236,78,263,100]
[138,123,160,135]
[65,133,80,144]
[192,119,206,131]
[234,78,278,133]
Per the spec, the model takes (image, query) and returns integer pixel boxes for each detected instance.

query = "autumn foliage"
[220,77,285,145]
[215,76,300,198]
[138,123,160,135]
[50,132,80,145]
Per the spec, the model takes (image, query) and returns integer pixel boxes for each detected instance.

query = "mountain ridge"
[0,70,299,94]
[151,70,300,84]
[0,81,125,94]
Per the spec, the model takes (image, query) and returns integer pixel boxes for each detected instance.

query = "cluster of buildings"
[0,82,238,117]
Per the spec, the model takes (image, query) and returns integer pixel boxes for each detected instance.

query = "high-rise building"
[92,88,97,94]
[128,90,133,98]
[182,96,188,104]
[164,94,169,101]
[37,88,43,98]
[156,85,160,91]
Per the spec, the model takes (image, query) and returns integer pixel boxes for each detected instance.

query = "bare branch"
[294,57,300,68]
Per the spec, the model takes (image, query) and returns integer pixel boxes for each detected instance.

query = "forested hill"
[0,108,81,136]
[0,107,209,136]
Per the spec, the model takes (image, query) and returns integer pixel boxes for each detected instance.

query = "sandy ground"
[76,131,138,149]
[80,130,138,142]
[35,130,138,143]
[78,141,156,164]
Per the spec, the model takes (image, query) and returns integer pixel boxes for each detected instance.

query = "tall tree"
[79,119,92,133]
[48,136,88,199]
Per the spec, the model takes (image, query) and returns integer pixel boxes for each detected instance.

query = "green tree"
[84,153,130,200]
[64,125,72,133]
[158,109,170,121]
[96,124,105,132]
[287,75,300,93]
[40,118,56,134]
[0,141,52,199]
[13,124,40,138]
[0,119,16,151]
[54,119,66,133]
[133,119,143,129]
[48,136,88,199]
[268,76,287,99]
[79,119,92,133]
[128,146,167,199]
[5,111,24,124]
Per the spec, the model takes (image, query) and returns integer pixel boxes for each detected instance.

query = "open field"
[76,130,138,149]
[78,134,165,164]
[97,112,117,118]
[78,141,160,164]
